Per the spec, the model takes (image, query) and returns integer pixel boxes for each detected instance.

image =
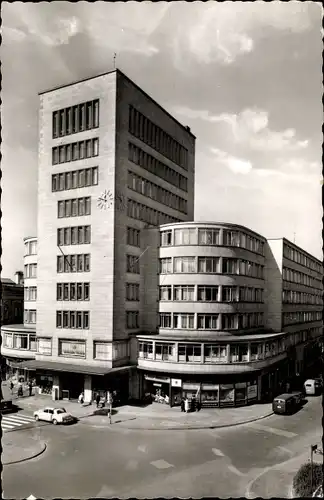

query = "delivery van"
[304,379,322,396]
[272,393,300,415]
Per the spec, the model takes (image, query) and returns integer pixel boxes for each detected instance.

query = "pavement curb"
[3,442,47,466]
[78,410,274,431]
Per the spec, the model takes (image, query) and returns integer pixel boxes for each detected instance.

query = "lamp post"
[311,444,317,494]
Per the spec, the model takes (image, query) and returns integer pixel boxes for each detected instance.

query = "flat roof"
[158,221,266,240]
[38,68,196,139]
[137,331,288,342]
[268,237,322,265]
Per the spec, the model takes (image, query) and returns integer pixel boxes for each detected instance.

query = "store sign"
[183,383,200,390]
[171,378,182,387]
[247,385,258,399]
[144,375,170,384]
[202,384,219,390]
[153,383,162,387]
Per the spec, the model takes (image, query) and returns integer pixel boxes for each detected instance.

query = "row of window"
[24,240,37,256]
[53,99,99,138]
[37,337,128,360]
[282,289,323,305]
[128,142,188,192]
[127,227,141,247]
[58,197,91,218]
[159,312,264,330]
[159,285,264,303]
[52,138,99,165]
[24,264,37,279]
[128,170,187,214]
[138,329,313,363]
[56,310,90,329]
[127,198,180,226]
[129,106,188,170]
[126,283,140,301]
[24,287,37,301]
[282,266,322,289]
[160,228,265,255]
[283,244,322,273]
[57,254,90,273]
[24,309,36,324]
[52,167,99,192]
[282,311,322,326]
[57,225,91,246]
[3,333,36,351]
[57,283,90,301]
[160,257,264,278]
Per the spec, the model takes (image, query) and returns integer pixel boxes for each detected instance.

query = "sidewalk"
[16,393,273,430]
[3,430,47,466]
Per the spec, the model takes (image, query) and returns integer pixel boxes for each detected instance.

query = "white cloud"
[1,26,26,43]
[175,106,309,153]
[210,147,253,175]
[29,16,81,46]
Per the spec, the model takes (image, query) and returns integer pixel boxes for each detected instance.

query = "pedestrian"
[28,380,33,397]
[10,380,14,394]
[184,397,189,413]
[18,383,23,397]
[196,400,201,412]
[96,393,101,408]
[191,396,196,412]
[180,398,185,412]
[78,392,84,405]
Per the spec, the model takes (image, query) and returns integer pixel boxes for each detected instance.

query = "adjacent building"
[1,239,37,380]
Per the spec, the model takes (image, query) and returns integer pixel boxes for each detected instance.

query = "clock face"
[97,189,114,210]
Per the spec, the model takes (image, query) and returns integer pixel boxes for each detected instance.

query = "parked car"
[34,407,75,425]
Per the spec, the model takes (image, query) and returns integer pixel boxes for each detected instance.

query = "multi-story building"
[136,223,323,407]
[1,241,37,380]
[21,69,195,401]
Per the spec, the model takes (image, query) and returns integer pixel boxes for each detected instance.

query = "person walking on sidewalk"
[184,397,189,413]
[180,398,185,412]
[17,383,23,397]
[96,393,101,408]
[10,380,14,395]
[78,392,84,405]
[28,380,33,397]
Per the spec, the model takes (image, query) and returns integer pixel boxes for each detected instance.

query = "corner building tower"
[36,69,195,402]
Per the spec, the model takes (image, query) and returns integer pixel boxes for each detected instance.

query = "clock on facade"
[97,189,114,210]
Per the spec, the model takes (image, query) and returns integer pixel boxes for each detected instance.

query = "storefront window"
[219,385,234,404]
[201,384,219,403]
[235,382,247,403]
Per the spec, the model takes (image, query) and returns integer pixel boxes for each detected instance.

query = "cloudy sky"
[1,1,322,278]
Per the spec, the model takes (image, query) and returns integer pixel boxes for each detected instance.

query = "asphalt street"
[2,396,322,499]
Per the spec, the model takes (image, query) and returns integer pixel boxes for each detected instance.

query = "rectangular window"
[126,283,140,301]
[159,313,172,328]
[222,314,237,330]
[138,341,153,359]
[198,229,220,245]
[127,227,141,247]
[173,313,195,329]
[94,342,112,360]
[197,286,218,302]
[223,230,240,247]
[37,338,52,356]
[204,345,227,362]
[222,286,238,302]
[174,228,197,245]
[159,286,172,301]
[222,258,239,274]
[126,311,139,329]
[160,230,172,246]
[198,257,219,273]
[59,340,86,358]
[197,314,218,329]
[126,255,140,274]
[160,258,172,274]
[174,257,196,273]
[178,344,201,362]
[173,286,195,301]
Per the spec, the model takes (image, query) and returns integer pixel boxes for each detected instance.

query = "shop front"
[140,370,260,408]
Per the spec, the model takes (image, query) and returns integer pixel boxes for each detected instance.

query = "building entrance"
[60,372,84,400]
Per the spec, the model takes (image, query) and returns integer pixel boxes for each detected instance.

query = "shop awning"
[20,360,136,376]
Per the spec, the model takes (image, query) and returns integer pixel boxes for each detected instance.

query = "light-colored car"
[34,407,75,425]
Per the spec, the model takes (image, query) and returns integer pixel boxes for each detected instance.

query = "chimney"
[15,271,24,285]
[186,126,191,132]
